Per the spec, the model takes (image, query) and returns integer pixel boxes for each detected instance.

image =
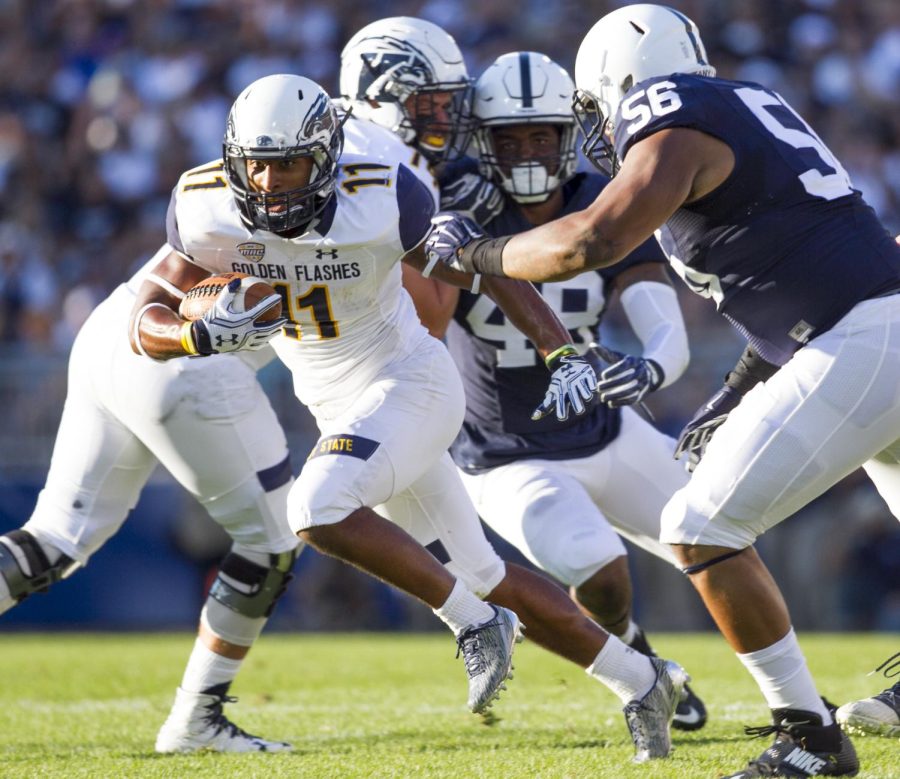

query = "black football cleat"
[723,706,859,777]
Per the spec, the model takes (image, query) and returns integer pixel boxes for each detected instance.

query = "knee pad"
[208,546,298,619]
[0,529,79,604]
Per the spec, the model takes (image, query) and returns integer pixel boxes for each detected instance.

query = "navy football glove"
[422,212,485,277]
[588,343,664,408]
[440,173,504,227]
[532,351,598,422]
[673,385,742,472]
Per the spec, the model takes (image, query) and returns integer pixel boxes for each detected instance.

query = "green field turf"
[0,632,896,778]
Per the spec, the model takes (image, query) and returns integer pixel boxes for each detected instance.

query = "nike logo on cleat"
[783,747,827,774]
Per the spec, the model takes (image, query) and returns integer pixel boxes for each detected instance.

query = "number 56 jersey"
[614,74,900,366]
[167,117,438,420]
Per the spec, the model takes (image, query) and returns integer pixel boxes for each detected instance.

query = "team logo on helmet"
[302,93,336,140]
[357,36,436,100]
[237,241,266,261]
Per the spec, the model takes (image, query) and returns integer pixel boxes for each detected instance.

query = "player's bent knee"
[202,454,298,550]
[208,545,298,620]
[574,563,631,617]
[0,529,79,604]
[660,488,761,549]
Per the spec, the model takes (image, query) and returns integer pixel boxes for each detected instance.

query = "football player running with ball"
[129,72,689,763]
[424,4,900,777]
[0,243,298,753]
[410,50,707,732]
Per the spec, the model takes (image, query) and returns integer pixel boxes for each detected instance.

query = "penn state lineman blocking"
[0,244,298,753]
[129,72,688,762]
[411,50,707,732]
[425,5,900,776]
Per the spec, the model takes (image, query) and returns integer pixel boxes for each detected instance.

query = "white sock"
[433,579,495,635]
[180,638,244,694]
[586,634,657,704]
[737,628,832,724]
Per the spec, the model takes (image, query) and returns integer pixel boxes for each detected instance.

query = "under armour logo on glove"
[192,278,286,355]
[423,212,485,277]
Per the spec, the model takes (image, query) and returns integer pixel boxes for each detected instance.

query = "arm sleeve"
[619,280,690,388]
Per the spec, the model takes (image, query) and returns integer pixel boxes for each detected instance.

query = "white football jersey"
[167,117,439,418]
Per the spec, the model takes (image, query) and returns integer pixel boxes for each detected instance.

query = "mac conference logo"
[237,242,266,261]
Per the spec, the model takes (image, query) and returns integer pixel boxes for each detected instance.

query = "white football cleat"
[155,686,292,754]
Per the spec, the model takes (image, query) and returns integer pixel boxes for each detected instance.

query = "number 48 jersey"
[167,117,437,419]
[614,74,900,365]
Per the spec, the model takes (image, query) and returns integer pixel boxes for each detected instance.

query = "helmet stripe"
[518,51,533,108]
[664,6,707,66]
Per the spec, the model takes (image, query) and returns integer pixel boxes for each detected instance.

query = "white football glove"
[532,352,598,422]
[191,277,285,355]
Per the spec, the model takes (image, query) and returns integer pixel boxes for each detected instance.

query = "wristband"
[544,344,578,371]
[459,235,511,276]
[189,320,214,356]
[180,321,199,355]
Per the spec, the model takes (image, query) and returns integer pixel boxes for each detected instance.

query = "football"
[179,272,282,322]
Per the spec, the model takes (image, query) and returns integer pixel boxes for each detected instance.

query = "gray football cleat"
[623,657,687,763]
[155,686,292,754]
[837,684,900,738]
[456,604,523,714]
[836,652,900,738]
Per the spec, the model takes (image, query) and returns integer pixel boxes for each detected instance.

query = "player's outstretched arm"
[400,255,460,340]
[425,129,731,283]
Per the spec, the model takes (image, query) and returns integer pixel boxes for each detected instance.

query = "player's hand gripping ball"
[179,272,285,355]
[179,272,281,322]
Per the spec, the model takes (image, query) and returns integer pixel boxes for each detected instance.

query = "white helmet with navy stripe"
[573,4,715,174]
[473,52,578,204]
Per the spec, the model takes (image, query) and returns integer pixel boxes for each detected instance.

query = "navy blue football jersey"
[613,73,900,365]
[444,172,666,472]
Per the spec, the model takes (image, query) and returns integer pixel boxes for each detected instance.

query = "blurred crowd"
[0,0,897,351]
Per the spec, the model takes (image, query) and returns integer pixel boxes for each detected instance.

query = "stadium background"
[0,0,898,635]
